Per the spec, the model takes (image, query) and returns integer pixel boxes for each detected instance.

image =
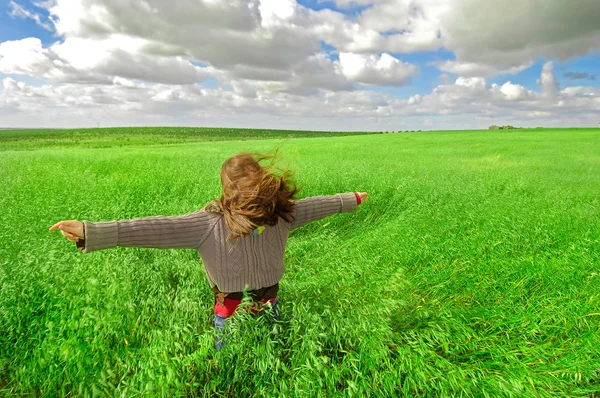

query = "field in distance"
[1,127,599,396]
[0,126,383,150]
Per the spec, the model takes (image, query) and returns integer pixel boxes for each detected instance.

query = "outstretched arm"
[50,210,216,253]
[288,192,369,230]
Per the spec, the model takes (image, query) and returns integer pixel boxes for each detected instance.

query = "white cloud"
[497,82,531,101]
[438,0,600,75]
[6,0,600,85]
[2,60,598,130]
[1,0,600,130]
[435,60,534,78]
[311,1,444,54]
[527,111,551,118]
[1,0,364,92]
[455,77,486,91]
[537,61,559,98]
[259,0,296,27]
[398,61,599,126]
[42,0,317,75]
[0,37,211,84]
[112,76,142,89]
[289,53,353,92]
[322,0,600,76]
[338,53,418,86]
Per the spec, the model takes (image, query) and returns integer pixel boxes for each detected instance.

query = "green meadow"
[1,128,599,397]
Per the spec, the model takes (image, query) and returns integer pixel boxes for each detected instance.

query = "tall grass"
[1,129,599,396]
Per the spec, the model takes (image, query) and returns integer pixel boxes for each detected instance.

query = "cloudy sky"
[1,0,599,131]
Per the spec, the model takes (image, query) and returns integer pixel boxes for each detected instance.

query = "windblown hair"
[204,150,301,240]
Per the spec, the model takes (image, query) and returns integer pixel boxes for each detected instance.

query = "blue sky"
[0,0,54,45]
[297,0,372,16]
[1,0,599,129]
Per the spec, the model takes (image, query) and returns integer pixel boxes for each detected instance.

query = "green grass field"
[1,128,599,396]
[0,126,381,151]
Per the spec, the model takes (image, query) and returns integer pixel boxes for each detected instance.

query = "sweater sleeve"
[288,192,357,231]
[80,210,215,254]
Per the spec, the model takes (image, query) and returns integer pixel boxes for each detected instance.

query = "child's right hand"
[357,192,370,203]
[49,220,84,242]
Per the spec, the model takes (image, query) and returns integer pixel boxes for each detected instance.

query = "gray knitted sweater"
[82,192,358,292]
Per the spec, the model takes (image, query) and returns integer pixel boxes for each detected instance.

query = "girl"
[50,152,369,350]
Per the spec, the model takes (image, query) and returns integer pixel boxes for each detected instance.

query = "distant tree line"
[381,130,423,133]
[489,125,519,130]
